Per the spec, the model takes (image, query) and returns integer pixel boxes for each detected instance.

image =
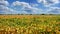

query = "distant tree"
[41,14,45,15]
[30,14,32,15]
[49,14,53,15]
[18,14,20,15]
[21,14,23,15]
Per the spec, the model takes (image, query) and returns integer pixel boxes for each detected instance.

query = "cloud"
[31,4,38,7]
[46,7,60,14]
[0,0,59,14]
[0,1,42,14]
[13,1,31,8]
[0,5,19,14]
[12,1,43,14]
[24,7,43,14]
[37,0,60,7]
[37,0,60,14]
[0,0,9,6]
[0,0,30,14]
[0,0,5,1]
[0,0,17,14]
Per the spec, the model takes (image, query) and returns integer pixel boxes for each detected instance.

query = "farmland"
[0,15,60,34]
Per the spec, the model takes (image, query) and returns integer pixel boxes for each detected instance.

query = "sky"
[0,0,60,14]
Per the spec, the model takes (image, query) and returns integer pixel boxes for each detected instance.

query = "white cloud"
[31,4,38,7]
[12,1,43,14]
[0,0,29,14]
[24,7,43,14]
[0,0,5,1]
[0,0,9,6]
[0,5,18,14]
[37,0,60,7]
[46,7,60,14]
[13,1,31,8]
[0,0,18,14]
[0,0,60,14]
[37,0,60,14]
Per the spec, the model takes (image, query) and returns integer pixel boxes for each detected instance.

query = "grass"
[0,15,60,34]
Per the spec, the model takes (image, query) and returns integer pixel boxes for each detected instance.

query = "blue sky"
[0,0,60,14]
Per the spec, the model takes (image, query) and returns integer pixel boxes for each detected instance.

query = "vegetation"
[0,15,60,34]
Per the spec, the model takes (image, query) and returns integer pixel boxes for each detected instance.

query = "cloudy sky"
[0,0,60,14]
